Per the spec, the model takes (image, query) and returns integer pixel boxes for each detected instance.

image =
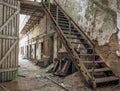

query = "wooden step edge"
[82,60,104,64]
[95,76,119,83]
[58,17,68,20]
[78,54,98,56]
[62,27,79,33]
[63,32,80,35]
[66,37,82,39]
[58,21,69,24]
[88,67,111,73]
[71,42,88,44]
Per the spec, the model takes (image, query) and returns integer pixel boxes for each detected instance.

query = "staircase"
[42,0,119,88]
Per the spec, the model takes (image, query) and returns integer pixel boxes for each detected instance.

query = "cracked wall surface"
[56,0,120,75]
[56,0,118,46]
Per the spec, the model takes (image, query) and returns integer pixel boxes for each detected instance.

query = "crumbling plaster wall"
[56,0,120,75]
[56,0,118,45]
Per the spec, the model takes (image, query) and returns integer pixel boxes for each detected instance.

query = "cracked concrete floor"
[0,56,65,91]
[0,56,120,91]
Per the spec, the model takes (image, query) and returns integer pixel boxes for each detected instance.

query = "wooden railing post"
[56,5,58,24]
[69,19,71,44]
[48,0,50,10]
[92,45,95,83]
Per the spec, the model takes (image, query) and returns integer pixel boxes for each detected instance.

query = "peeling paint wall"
[56,0,118,46]
[56,0,120,75]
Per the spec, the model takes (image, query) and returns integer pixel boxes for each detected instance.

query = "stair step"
[65,34,82,38]
[51,11,56,14]
[58,14,68,18]
[58,17,68,21]
[82,60,104,64]
[88,67,111,73]
[75,47,93,50]
[78,54,98,56]
[66,36,82,39]
[95,76,119,83]
[50,9,56,13]
[50,6,57,8]
[64,32,81,36]
[59,24,69,27]
[58,21,69,24]
[63,30,79,34]
[61,27,78,32]
[58,13,65,16]
[50,12,66,18]
[71,41,88,44]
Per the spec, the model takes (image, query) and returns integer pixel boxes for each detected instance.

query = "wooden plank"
[20,0,41,7]
[0,40,18,65]
[0,0,19,82]
[0,9,19,32]
[96,76,119,83]
[0,1,18,9]
[0,85,10,91]
[2,1,6,82]
[88,67,111,73]
[0,68,18,72]
[0,35,18,39]
[16,2,20,68]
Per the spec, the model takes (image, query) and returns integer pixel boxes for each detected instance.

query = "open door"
[0,0,20,82]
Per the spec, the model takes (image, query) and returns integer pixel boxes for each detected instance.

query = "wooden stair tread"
[61,27,76,30]
[64,32,80,35]
[58,21,68,24]
[82,60,104,64]
[71,41,87,44]
[88,67,111,72]
[66,37,82,39]
[95,76,119,83]
[78,54,98,56]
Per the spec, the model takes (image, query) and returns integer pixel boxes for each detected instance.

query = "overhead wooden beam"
[20,0,41,7]
[0,1,19,9]
[0,35,18,39]
[0,9,19,32]
[0,40,18,65]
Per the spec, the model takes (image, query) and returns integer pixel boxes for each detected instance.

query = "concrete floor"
[0,56,120,91]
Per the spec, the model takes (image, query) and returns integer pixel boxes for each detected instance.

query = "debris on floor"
[1,57,120,91]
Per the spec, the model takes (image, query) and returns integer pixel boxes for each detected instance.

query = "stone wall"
[56,0,120,75]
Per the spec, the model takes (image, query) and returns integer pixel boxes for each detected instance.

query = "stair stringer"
[42,2,95,88]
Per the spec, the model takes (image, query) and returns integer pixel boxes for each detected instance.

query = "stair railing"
[53,0,96,82]
[42,0,96,87]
